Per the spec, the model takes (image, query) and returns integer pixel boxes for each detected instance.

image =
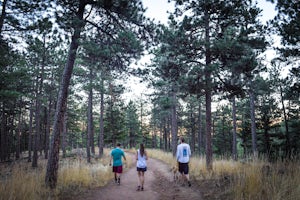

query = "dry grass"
[147,149,300,200]
[0,148,129,200]
[1,148,299,200]
[0,162,47,200]
[232,160,300,200]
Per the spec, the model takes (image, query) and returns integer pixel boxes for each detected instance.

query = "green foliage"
[213,105,233,156]
[269,0,300,56]
[104,98,127,146]
[125,100,141,147]
[0,42,31,105]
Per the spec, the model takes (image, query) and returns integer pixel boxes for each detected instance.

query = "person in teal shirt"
[109,143,126,185]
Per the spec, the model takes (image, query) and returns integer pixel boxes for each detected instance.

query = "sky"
[142,0,277,24]
[123,0,278,102]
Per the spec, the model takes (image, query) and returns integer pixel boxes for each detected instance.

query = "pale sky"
[142,0,277,25]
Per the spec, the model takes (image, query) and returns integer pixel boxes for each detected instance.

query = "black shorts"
[137,167,147,172]
[178,162,189,175]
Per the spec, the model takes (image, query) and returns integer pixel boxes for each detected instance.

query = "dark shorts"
[137,167,147,172]
[113,165,123,173]
[178,162,189,175]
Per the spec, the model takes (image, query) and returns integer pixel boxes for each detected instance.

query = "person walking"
[176,136,191,187]
[136,143,148,191]
[110,143,126,185]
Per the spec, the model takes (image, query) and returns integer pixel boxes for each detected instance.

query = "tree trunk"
[15,110,21,160]
[45,72,55,159]
[62,108,68,158]
[33,84,41,168]
[232,96,237,160]
[190,110,195,152]
[280,84,291,158]
[163,117,168,151]
[1,107,7,161]
[88,69,95,155]
[198,100,203,155]
[159,119,163,149]
[89,81,95,155]
[8,113,14,161]
[0,0,7,35]
[28,101,33,162]
[263,114,271,157]
[168,115,171,151]
[45,1,85,188]
[152,126,157,148]
[171,86,178,157]
[204,8,213,171]
[87,81,93,163]
[39,35,46,158]
[241,111,248,158]
[33,34,46,166]
[249,86,257,157]
[44,100,51,159]
[98,79,104,157]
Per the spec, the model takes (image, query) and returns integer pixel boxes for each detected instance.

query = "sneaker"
[137,186,141,191]
[141,186,144,191]
[114,178,117,183]
[188,181,191,187]
[117,178,120,185]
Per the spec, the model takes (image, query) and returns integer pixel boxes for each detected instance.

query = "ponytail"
[140,143,145,157]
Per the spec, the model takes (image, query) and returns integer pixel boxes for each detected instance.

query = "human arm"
[176,145,180,161]
[109,155,112,166]
[123,152,126,161]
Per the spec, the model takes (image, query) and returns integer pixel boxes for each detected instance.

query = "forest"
[0,0,299,199]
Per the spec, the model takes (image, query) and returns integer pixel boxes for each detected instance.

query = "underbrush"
[0,148,133,200]
[147,149,300,200]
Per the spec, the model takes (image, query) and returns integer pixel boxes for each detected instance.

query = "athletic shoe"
[137,186,141,191]
[141,186,144,191]
[188,181,191,187]
[117,178,120,185]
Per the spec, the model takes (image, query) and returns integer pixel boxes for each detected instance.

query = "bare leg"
[185,174,191,187]
[140,172,145,189]
[137,171,141,190]
[117,173,121,184]
[184,174,190,181]
[138,171,141,185]
[180,172,185,184]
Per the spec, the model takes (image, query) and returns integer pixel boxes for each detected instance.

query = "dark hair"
[117,143,121,147]
[180,137,185,143]
[139,143,145,157]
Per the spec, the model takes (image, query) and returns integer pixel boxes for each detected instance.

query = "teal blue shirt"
[111,147,125,167]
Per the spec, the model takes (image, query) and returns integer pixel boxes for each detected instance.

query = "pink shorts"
[112,166,123,173]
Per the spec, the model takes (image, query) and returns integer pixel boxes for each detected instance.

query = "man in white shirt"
[176,136,191,187]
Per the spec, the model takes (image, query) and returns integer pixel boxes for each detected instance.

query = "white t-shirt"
[176,143,191,163]
[136,150,147,168]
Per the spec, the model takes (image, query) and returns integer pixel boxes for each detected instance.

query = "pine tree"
[45,0,151,188]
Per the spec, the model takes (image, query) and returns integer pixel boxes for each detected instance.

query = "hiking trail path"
[78,153,203,200]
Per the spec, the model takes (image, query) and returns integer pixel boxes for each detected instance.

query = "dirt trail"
[78,154,203,200]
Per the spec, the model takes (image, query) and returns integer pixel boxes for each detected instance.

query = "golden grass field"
[148,149,300,200]
[0,148,299,200]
